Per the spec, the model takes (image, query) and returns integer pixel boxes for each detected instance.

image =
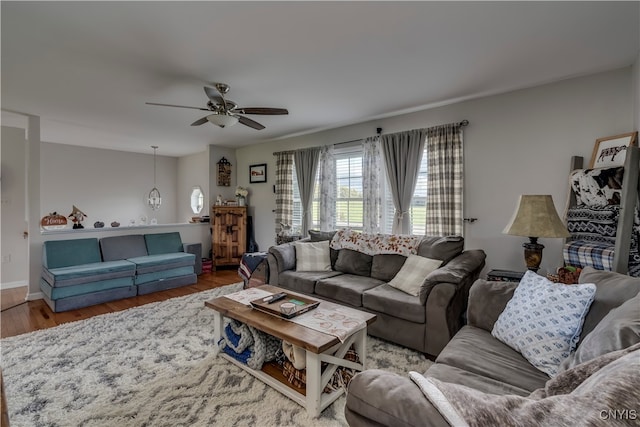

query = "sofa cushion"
[42,260,136,288]
[293,241,332,272]
[578,267,640,341]
[491,271,596,377]
[425,363,533,396]
[316,274,384,307]
[363,284,426,324]
[42,238,102,269]
[334,249,372,277]
[134,266,195,285]
[144,232,184,255]
[370,254,407,282]
[308,230,337,242]
[100,235,147,261]
[127,252,195,274]
[560,293,640,371]
[40,276,134,300]
[437,326,550,392]
[417,235,464,264]
[388,255,442,296]
[278,270,342,294]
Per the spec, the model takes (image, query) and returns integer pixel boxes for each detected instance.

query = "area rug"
[1,283,432,427]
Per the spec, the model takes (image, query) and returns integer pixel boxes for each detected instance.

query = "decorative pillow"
[308,229,337,242]
[559,293,640,371]
[492,271,596,377]
[388,255,442,297]
[293,241,331,272]
[370,254,407,282]
[334,249,372,277]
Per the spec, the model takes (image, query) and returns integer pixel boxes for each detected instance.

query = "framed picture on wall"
[590,132,637,168]
[250,163,267,183]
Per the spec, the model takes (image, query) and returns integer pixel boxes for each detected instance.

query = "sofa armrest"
[345,369,449,427]
[419,249,486,305]
[467,279,517,332]
[267,243,298,285]
[183,243,202,275]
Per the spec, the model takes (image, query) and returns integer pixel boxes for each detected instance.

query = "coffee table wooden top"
[205,285,376,354]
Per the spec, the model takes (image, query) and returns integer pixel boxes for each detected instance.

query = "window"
[382,148,428,235]
[335,150,363,230]
[291,164,320,233]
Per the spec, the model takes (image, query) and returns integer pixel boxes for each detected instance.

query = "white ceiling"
[2,1,639,157]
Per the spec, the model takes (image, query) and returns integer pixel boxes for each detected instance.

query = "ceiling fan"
[146,83,288,130]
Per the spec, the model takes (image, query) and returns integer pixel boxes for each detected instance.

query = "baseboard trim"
[0,280,28,290]
[26,291,44,301]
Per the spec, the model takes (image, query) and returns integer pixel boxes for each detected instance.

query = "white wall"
[177,151,210,222]
[40,142,179,227]
[634,51,640,130]
[236,68,634,275]
[1,126,29,288]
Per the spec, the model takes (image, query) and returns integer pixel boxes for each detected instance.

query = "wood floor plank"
[1,270,240,339]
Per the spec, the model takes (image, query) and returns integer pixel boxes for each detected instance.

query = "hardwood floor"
[0,270,241,339]
[0,287,27,312]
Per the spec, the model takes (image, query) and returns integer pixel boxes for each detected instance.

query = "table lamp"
[503,195,570,272]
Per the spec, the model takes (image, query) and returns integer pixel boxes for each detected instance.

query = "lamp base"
[522,237,544,272]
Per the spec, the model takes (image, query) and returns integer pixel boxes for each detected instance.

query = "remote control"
[263,293,287,304]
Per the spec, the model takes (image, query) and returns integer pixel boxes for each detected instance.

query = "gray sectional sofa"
[267,230,486,356]
[345,267,640,427]
[41,232,201,312]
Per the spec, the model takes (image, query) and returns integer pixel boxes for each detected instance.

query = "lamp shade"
[207,113,239,128]
[503,195,570,238]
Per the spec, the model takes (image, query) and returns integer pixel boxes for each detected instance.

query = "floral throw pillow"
[491,271,596,377]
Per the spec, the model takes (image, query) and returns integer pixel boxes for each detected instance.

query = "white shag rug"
[1,283,431,427]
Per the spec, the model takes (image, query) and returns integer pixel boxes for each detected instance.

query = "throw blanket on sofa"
[329,228,422,256]
[410,343,640,427]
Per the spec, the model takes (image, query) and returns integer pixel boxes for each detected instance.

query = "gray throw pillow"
[334,249,372,277]
[308,230,337,242]
[560,293,640,371]
[371,254,407,282]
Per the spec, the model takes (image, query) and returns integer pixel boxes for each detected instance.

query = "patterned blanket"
[329,228,422,256]
[410,343,640,427]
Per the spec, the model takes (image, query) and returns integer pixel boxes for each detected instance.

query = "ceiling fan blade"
[146,102,208,111]
[235,107,289,115]
[190,116,209,126]
[237,115,265,130]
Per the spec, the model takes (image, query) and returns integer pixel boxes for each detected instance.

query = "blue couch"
[41,232,201,312]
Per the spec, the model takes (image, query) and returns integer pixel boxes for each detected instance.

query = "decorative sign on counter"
[40,212,68,230]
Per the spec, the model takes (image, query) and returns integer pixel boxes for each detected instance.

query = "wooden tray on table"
[250,292,320,319]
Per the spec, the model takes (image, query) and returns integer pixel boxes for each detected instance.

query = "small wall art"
[250,163,267,183]
[217,157,232,186]
[590,132,638,168]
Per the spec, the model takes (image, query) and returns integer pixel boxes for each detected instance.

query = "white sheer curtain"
[318,146,336,231]
[362,136,382,233]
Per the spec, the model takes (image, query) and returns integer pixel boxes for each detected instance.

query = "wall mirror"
[190,186,204,214]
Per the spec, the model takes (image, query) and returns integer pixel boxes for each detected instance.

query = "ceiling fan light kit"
[206,112,239,128]
[146,82,288,131]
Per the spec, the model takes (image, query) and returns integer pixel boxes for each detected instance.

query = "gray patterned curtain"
[318,146,336,231]
[381,129,427,234]
[274,152,294,238]
[362,136,382,233]
[294,147,321,237]
[425,123,464,236]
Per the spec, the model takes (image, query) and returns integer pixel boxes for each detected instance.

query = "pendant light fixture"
[148,145,162,211]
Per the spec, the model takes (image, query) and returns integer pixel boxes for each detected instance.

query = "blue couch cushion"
[42,238,102,269]
[127,252,195,274]
[40,276,134,300]
[134,266,195,285]
[145,232,184,255]
[42,260,136,287]
[100,235,148,261]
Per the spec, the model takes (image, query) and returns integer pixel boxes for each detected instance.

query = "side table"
[486,269,524,282]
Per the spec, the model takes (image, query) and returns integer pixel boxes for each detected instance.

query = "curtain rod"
[273,121,468,155]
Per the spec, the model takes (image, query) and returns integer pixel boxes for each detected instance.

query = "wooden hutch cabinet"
[211,206,247,269]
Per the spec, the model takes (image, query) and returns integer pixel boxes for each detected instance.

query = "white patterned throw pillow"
[294,241,332,272]
[491,270,596,377]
